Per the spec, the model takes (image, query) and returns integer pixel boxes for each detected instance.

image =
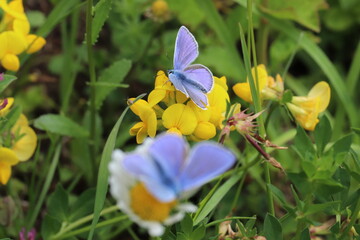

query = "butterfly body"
[169,26,214,110]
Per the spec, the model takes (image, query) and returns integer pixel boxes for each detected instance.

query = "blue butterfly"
[168,26,214,110]
[122,134,235,202]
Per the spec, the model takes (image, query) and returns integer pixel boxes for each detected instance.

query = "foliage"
[0,0,359,239]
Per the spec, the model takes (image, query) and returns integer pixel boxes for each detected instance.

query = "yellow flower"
[233,65,268,103]
[187,101,216,141]
[146,0,171,23]
[0,0,46,71]
[208,79,230,128]
[148,71,176,107]
[162,103,197,135]
[232,65,282,103]
[0,97,14,116]
[11,114,37,161]
[129,98,157,144]
[0,31,27,71]
[286,81,331,131]
[0,147,19,185]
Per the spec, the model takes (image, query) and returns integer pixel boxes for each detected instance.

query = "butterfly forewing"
[180,143,236,192]
[174,26,199,70]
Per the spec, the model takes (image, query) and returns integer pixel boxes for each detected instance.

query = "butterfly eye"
[168,70,173,74]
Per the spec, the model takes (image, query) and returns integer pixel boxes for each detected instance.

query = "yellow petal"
[0,97,14,116]
[1,53,20,71]
[187,101,211,122]
[162,104,197,135]
[145,111,157,138]
[193,121,216,140]
[0,33,7,59]
[11,125,37,161]
[208,84,229,128]
[250,64,268,91]
[13,19,30,35]
[0,162,12,185]
[129,122,144,136]
[233,82,252,103]
[26,35,46,54]
[175,90,188,104]
[148,89,167,107]
[308,81,330,113]
[129,99,151,117]
[14,113,28,126]
[167,127,182,136]
[214,76,228,91]
[136,126,148,144]
[154,70,173,91]
[3,31,27,54]
[0,0,27,21]
[0,147,19,166]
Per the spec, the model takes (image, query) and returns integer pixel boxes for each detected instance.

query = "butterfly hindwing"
[174,26,199,70]
[180,142,236,192]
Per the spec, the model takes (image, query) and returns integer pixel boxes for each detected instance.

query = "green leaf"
[27,10,46,27]
[353,127,360,136]
[41,215,61,240]
[167,0,205,27]
[333,134,353,157]
[0,105,21,134]
[267,184,290,207]
[303,201,340,217]
[300,228,311,240]
[281,90,293,104]
[92,0,113,44]
[95,59,131,110]
[47,185,69,221]
[87,93,146,240]
[191,225,206,240]
[193,174,242,225]
[293,125,315,160]
[314,115,332,156]
[34,114,89,138]
[263,214,283,240]
[180,214,193,235]
[0,74,16,94]
[69,188,96,221]
[37,0,82,37]
[196,0,245,79]
[258,0,328,32]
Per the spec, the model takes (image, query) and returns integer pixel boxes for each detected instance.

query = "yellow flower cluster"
[233,65,331,131]
[0,0,46,71]
[129,70,230,144]
[0,98,37,184]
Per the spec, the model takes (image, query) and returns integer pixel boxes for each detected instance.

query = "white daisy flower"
[108,133,235,236]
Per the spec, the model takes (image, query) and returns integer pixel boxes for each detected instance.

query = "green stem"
[56,215,128,239]
[86,0,97,169]
[27,142,62,229]
[205,216,256,227]
[256,18,270,65]
[247,0,274,216]
[52,205,119,239]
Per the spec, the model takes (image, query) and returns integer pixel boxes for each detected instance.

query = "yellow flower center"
[130,183,176,221]
[151,0,169,18]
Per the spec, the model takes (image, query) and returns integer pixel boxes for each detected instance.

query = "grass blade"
[87,93,146,240]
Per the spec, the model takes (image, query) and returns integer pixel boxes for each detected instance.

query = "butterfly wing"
[183,81,209,109]
[122,153,177,202]
[149,134,187,179]
[174,26,199,70]
[180,142,236,192]
[184,64,213,93]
